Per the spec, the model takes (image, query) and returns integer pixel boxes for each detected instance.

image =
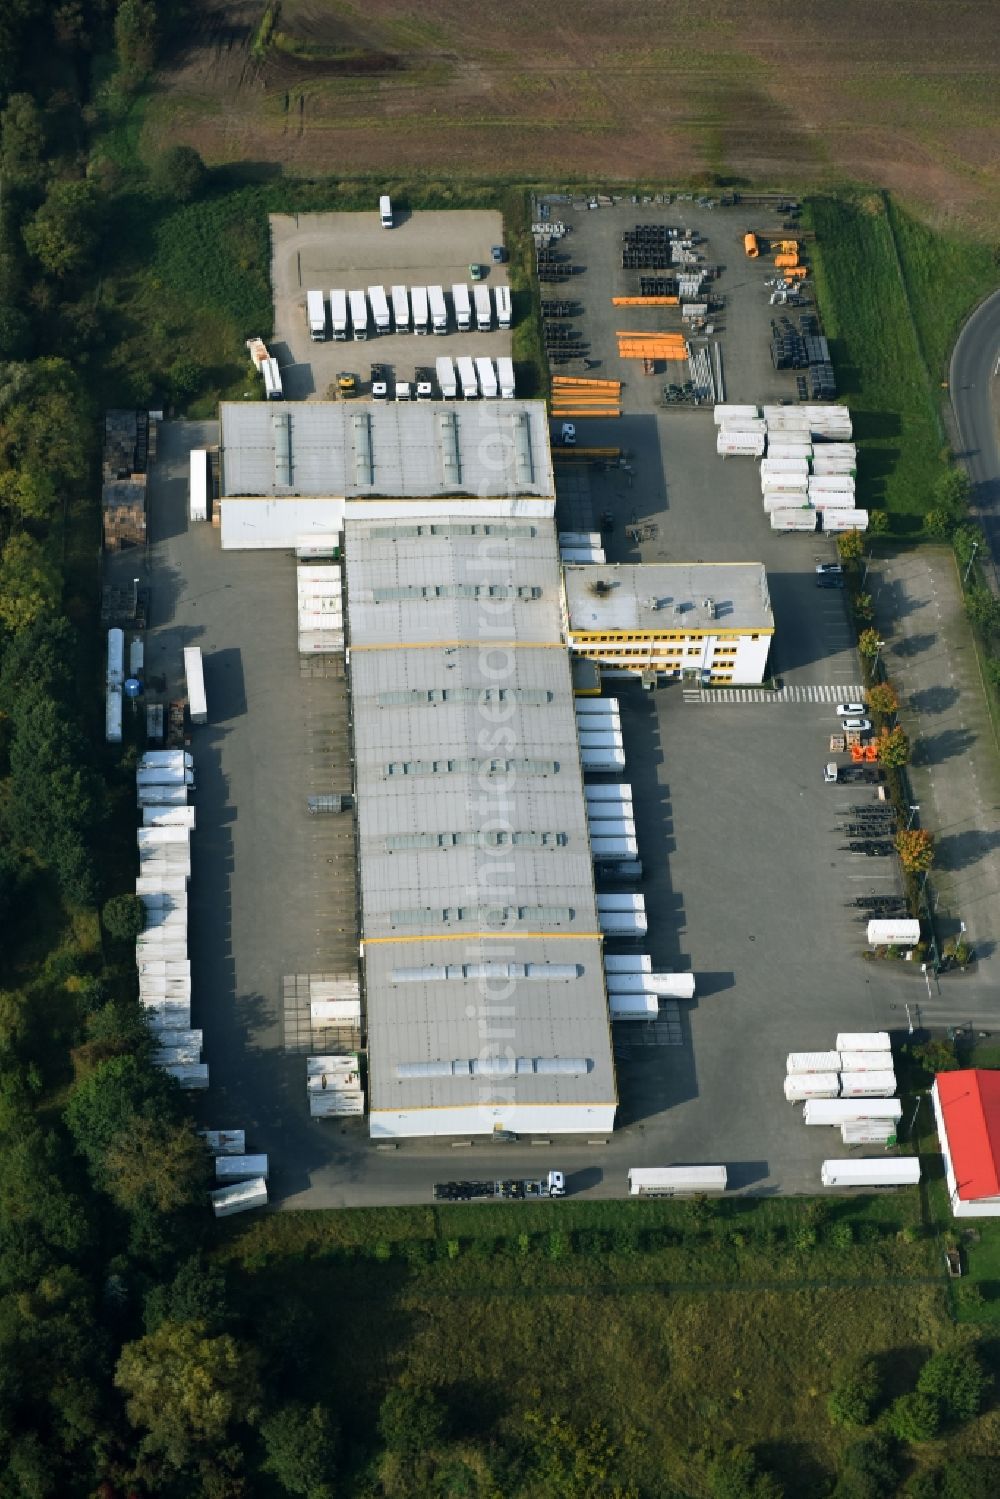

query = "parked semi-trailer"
[330,289,348,339]
[306,289,326,340]
[411,285,429,335]
[367,285,391,335]
[497,355,515,399]
[628,1166,727,1197]
[435,356,457,399]
[475,356,498,399]
[474,282,492,331]
[494,284,512,329]
[427,284,448,335]
[183,646,207,725]
[349,289,369,340]
[391,284,410,332]
[820,1158,920,1188]
[451,282,472,331]
[434,1171,565,1202]
[456,355,479,399]
[189,448,209,522]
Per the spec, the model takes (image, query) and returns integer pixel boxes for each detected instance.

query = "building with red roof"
[932,1069,1000,1217]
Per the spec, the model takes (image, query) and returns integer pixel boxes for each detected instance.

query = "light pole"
[963,541,980,587]
[871,638,886,679]
[906,803,920,830]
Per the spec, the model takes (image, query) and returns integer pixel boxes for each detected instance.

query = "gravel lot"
[269,210,511,399]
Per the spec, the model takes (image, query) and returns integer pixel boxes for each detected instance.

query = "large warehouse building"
[347,516,618,1139]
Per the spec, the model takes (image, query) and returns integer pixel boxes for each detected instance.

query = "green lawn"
[218,1195,971,1494]
[886,202,998,383]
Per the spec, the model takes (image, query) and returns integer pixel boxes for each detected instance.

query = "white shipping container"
[836,1032,891,1053]
[803,1099,902,1125]
[605,972,695,999]
[215,1154,269,1183]
[135,874,189,894]
[200,1129,246,1155]
[581,749,626,772]
[140,750,194,768]
[840,1070,896,1098]
[821,1157,920,1188]
[841,1121,897,1145]
[136,766,194,787]
[713,403,760,425]
[596,894,645,912]
[137,825,190,846]
[560,548,606,564]
[295,533,340,559]
[787,1051,842,1075]
[784,1073,840,1101]
[598,910,648,936]
[310,1091,365,1117]
[763,490,810,511]
[106,686,123,744]
[839,1050,893,1072]
[137,784,188,806]
[867,919,921,947]
[211,1176,268,1217]
[578,731,625,750]
[771,509,818,532]
[129,634,144,676]
[766,442,813,460]
[587,818,635,841]
[586,798,633,820]
[142,806,196,828]
[717,433,766,457]
[189,448,209,522]
[153,1039,202,1067]
[761,458,810,477]
[628,1165,727,1196]
[183,646,207,725]
[822,509,869,533]
[310,998,362,1023]
[107,628,125,688]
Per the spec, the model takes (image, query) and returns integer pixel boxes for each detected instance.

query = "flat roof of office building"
[220,400,555,500]
[563,561,774,634]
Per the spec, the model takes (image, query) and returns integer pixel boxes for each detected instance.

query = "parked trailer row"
[323,283,512,340]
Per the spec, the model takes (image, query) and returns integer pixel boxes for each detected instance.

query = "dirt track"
[152,0,1000,230]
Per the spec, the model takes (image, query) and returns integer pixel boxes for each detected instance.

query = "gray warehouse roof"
[220,400,554,499]
[346,515,615,1116]
[564,561,774,633]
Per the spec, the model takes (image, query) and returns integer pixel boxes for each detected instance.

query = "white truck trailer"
[784,1073,840,1102]
[211,1177,268,1218]
[183,646,207,725]
[106,686,123,744]
[820,1157,920,1188]
[835,1032,891,1053]
[411,285,429,335]
[497,355,515,399]
[348,289,369,340]
[427,284,448,335]
[306,289,326,340]
[786,1051,842,1075]
[367,285,391,335]
[451,282,472,331]
[262,358,283,399]
[628,1166,727,1197]
[215,1154,270,1183]
[866,919,921,947]
[390,284,410,332]
[330,289,348,339]
[840,1070,896,1098]
[107,628,125,688]
[189,448,209,522]
[456,356,479,399]
[473,282,492,332]
[435,356,457,399]
[494,284,512,329]
[475,356,498,399]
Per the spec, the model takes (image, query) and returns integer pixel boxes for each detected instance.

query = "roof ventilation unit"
[273,411,291,487]
[512,411,534,486]
[438,411,461,486]
[353,412,373,487]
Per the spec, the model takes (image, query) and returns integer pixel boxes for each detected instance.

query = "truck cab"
[823,762,838,784]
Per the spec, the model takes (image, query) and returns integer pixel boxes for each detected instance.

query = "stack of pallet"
[616,331,689,362]
[102,409,149,551]
[550,376,622,419]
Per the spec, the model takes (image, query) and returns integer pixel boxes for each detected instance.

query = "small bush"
[827,1357,881,1428]
[917,1342,989,1423]
[886,1391,941,1442]
[547,1230,569,1262]
[827,1221,855,1250]
[793,1226,818,1252]
[102,892,146,942]
[372,1240,392,1263]
[446,1238,460,1260]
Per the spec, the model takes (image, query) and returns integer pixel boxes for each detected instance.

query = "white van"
[379,195,393,229]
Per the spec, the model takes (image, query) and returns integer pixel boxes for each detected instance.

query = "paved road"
[950,288,1000,586]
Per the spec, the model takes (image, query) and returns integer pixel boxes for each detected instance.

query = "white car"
[842,718,871,734]
[836,702,866,717]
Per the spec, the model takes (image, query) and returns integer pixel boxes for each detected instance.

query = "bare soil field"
[148,0,999,230]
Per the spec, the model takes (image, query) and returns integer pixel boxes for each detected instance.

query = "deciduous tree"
[260,1401,340,1499]
[22,180,101,278]
[895,827,934,874]
[877,726,909,768]
[866,683,898,717]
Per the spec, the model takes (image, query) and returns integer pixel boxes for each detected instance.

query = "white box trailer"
[606,972,695,999]
[140,750,194,768]
[140,809,196,831]
[583,772,629,788]
[189,448,209,522]
[435,356,457,399]
[579,731,624,751]
[137,784,188,806]
[427,284,448,334]
[842,1121,897,1145]
[628,1165,727,1197]
[456,356,479,399]
[821,1157,920,1188]
[262,358,283,400]
[561,548,605,564]
[589,836,639,860]
[349,289,369,340]
[215,1154,269,1183]
[306,289,326,340]
[310,998,362,1023]
[761,459,810,481]
[310,1091,365,1117]
[771,508,817,532]
[107,628,125,687]
[330,288,348,339]
[716,432,766,456]
[609,993,659,1019]
[475,356,498,399]
[211,1176,268,1218]
[153,1037,202,1067]
[106,686,123,744]
[143,1001,191,1030]
[598,893,645,914]
[137,827,190,849]
[766,442,813,460]
[451,283,472,331]
[803,1098,903,1126]
[840,1070,896,1098]
[604,954,651,973]
[473,282,492,331]
[840,1050,893,1073]
[390,284,409,332]
[598,909,648,937]
[200,1129,246,1155]
[784,1073,840,1102]
[411,285,429,334]
[588,819,635,841]
[585,791,632,815]
[581,748,626,773]
[713,404,759,425]
[136,766,194,787]
[183,646,207,725]
[822,509,869,533]
[135,873,189,894]
[786,1051,842,1075]
[165,1063,209,1090]
[835,1032,891,1054]
[867,919,920,947]
[367,285,391,334]
[295,533,340,559]
[495,284,512,329]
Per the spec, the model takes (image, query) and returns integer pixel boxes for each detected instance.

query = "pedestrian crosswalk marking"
[683,684,865,705]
